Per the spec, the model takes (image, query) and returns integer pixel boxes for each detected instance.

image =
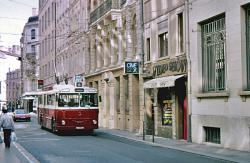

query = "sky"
[0,0,38,102]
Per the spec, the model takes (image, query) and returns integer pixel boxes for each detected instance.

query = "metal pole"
[152,118,154,142]
[185,0,192,142]
[143,121,145,140]
[152,104,154,142]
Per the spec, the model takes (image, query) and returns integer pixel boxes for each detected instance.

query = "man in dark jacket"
[0,106,15,148]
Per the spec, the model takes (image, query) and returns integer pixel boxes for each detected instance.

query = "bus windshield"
[58,93,79,107]
[80,93,98,107]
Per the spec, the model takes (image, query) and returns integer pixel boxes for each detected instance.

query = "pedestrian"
[0,105,15,148]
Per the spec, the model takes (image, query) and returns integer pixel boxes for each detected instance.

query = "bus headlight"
[93,120,97,125]
[62,120,66,125]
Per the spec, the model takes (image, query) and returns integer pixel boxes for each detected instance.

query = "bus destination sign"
[75,88,84,92]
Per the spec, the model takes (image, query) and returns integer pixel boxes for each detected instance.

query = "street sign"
[75,75,83,87]
[37,80,44,89]
[124,61,140,74]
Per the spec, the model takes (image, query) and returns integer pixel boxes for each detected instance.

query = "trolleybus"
[37,84,98,134]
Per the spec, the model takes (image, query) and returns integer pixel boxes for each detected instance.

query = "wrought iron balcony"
[90,0,120,24]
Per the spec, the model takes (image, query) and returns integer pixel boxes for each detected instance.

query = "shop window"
[158,88,172,126]
[204,126,221,144]
[162,101,172,126]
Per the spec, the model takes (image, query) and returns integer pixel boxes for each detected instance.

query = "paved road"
[14,117,228,163]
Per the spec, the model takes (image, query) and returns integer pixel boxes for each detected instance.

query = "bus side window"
[55,94,58,102]
[58,97,66,107]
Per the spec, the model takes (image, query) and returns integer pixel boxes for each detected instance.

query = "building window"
[201,15,226,92]
[204,126,221,144]
[159,32,168,58]
[146,38,150,61]
[132,16,137,57]
[124,75,129,113]
[115,77,120,113]
[31,29,36,39]
[31,45,36,53]
[178,12,184,53]
[246,6,250,90]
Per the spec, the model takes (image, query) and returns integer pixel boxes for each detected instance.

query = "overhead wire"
[8,0,35,8]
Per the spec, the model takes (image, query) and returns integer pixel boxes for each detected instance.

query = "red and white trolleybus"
[37,84,98,133]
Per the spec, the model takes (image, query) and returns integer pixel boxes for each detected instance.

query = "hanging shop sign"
[124,61,140,74]
[153,56,187,77]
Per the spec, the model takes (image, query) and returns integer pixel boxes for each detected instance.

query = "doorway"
[175,77,187,140]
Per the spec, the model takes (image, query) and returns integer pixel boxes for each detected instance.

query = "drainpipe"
[185,0,192,142]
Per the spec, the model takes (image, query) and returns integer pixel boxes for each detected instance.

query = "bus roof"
[41,84,97,94]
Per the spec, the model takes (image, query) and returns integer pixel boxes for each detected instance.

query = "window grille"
[246,7,250,90]
[201,15,226,92]
[204,126,221,144]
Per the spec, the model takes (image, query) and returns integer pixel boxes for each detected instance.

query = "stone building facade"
[20,15,39,94]
[39,0,57,87]
[189,0,250,151]
[6,69,21,110]
[142,0,187,140]
[85,0,142,131]
[39,0,88,87]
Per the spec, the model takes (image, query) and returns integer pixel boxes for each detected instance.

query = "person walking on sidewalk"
[0,106,15,148]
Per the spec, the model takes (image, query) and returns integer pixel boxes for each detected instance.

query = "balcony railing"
[90,0,120,24]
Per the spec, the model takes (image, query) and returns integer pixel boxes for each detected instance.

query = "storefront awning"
[143,74,185,88]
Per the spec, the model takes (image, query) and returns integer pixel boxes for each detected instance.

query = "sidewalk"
[98,128,250,163]
[0,139,40,163]
[0,142,26,163]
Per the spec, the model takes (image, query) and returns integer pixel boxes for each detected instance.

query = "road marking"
[18,138,61,143]
[19,133,48,138]
[13,142,40,163]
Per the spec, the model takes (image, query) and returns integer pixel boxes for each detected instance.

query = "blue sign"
[124,61,140,74]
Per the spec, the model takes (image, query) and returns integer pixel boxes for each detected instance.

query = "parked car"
[13,109,31,122]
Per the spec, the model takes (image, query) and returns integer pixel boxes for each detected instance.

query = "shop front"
[143,56,187,140]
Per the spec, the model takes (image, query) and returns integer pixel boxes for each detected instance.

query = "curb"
[13,142,39,163]
[103,132,244,163]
